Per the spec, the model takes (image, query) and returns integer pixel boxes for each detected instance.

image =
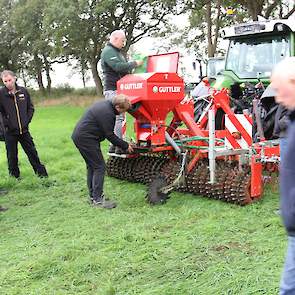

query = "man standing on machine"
[101,30,143,153]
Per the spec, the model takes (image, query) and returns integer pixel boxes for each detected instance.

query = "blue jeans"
[280,138,288,163]
[280,236,295,294]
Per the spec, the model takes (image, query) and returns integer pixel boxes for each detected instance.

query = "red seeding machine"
[106,52,280,205]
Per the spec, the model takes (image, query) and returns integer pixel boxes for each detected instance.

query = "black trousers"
[73,138,105,201]
[5,132,47,178]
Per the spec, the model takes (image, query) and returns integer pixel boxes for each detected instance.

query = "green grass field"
[0,105,286,295]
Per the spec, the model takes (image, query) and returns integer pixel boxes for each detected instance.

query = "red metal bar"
[215,93,252,146]
[187,151,201,173]
[251,156,263,199]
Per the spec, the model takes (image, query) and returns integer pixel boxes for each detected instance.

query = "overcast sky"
[44,10,295,89]
[48,14,193,89]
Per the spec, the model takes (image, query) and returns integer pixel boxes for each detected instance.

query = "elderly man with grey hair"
[101,30,143,153]
[271,57,295,294]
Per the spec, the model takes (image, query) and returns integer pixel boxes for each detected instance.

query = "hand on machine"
[127,143,135,153]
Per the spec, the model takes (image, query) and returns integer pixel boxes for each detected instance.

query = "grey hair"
[271,57,295,82]
[1,70,17,79]
[110,30,125,41]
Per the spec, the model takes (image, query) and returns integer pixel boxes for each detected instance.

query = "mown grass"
[0,104,286,295]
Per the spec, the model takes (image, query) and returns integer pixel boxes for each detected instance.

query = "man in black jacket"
[72,94,134,209]
[0,112,8,211]
[0,112,5,141]
[0,70,47,178]
[271,57,295,294]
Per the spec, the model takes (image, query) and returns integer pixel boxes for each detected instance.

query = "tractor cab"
[215,19,295,89]
[213,19,295,141]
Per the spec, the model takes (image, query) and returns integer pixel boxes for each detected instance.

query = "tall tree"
[44,0,180,95]
[186,0,247,57]
[0,0,25,73]
[11,0,67,93]
[236,0,286,21]
[185,0,292,59]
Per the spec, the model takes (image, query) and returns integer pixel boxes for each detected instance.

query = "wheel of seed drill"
[132,156,152,183]
[197,162,210,196]
[206,161,229,200]
[146,157,168,184]
[160,159,180,186]
[125,158,136,181]
[140,156,161,184]
[106,157,113,176]
[115,158,128,180]
[234,171,252,205]
[127,156,140,183]
[223,167,241,203]
[146,175,171,205]
[215,161,239,201]
[185,160,207,195]
[223,167,252,205]
[106,156,121,178]
[120,158,137,181]
[113,157,125,180]
[106,156,114,176]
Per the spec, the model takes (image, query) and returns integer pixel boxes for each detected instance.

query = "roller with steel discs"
[107,154,254,206]
[223,167,252,205]
[106,155,168,184]
[147,158,253,205]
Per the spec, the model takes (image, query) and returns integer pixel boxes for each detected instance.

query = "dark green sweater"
[101,43,137,91]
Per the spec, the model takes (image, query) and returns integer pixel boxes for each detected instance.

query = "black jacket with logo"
[0,85,34,135]
[72,100,129,150]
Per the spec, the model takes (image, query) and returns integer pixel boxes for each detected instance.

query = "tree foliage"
[0,0,293,91]
[185,0,294,58]
[0,0,24,72]
[0,0,181,93]
[44,0,181,94]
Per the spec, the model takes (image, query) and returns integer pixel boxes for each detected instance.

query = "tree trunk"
[44,62,52,94]
[205,1,214,57]
[80,60,87,88]
[212,0,222,56]
[247,0,263,21]
[36,69,45,93]
[82,70,86,88]
[237,0,263,21]
[34,53,45,93]
[89,58,103,96]
[20,69,28,88]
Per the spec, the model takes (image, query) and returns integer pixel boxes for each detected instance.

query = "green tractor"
[209,19,295,140]
[215,19,295,89]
